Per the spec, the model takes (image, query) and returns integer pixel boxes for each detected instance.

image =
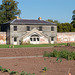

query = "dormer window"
[39,26,42,31]
[14,26,17,31]
[27,26,30,31]
[51,27,54,31]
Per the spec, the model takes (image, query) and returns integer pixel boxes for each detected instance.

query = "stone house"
[1,17,57,45]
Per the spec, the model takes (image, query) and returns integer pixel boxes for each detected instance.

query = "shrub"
[43,49,75,60]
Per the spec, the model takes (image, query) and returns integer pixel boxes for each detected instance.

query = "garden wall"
[57,32,75,43]
[0,32,6,44]
[0,32,75,44]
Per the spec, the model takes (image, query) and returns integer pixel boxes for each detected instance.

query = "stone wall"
[57,32,75,43]
[1,32,75,45]
[0,32,6,44]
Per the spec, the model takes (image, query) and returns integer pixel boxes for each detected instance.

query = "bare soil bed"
[0,46,75,57]
[0,46,75,75]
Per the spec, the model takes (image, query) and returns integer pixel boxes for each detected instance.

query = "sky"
[0,0,75,23]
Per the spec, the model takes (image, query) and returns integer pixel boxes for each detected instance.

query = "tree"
[72,10,75,20]
[58,23,74,32]
[71,20,75,28]
[0,0,21,24]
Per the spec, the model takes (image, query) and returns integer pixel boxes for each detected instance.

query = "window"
[14,37,17,42]
[39,26,42,31]
[14,26,17,31]
[34,38,36,41]
[27,26,30,31]
[51,37,54,41]
[30,38,32,41]
[37,38,39,41]
[51,27,54,31]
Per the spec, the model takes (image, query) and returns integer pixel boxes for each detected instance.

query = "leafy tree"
[59,23,74,32]
[71,20,75,28]
[46,19,60,24]
[0,0,21,24]
[47,19,74,32]
[46,19,54,23]
[72,10,75,20]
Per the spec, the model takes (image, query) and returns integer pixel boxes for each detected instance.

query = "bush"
[43,49,75,60]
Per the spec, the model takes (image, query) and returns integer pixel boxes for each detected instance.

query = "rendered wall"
[57,32,75,43]
[0,32,6,44]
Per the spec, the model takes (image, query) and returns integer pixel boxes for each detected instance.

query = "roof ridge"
[11,19,16,23]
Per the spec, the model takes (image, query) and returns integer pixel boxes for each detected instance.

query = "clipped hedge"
[43,49,75,60]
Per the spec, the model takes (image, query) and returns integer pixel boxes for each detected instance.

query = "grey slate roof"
[3,19,57,25]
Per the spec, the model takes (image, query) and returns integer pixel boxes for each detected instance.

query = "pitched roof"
[3,19,57,25]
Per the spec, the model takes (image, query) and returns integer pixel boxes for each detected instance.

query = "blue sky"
[0,0,75,23]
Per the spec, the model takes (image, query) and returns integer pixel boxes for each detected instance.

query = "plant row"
[43,49,75,60]
[0,66,35,75]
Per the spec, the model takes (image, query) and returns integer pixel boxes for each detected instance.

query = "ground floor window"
[51,37,54,41]
[30,35,39,41]
[14,37,17,42]
[30,37,39,41]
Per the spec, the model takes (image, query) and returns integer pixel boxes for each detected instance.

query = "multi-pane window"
[14,37,17,42]
[51,37,54,41]
[51,27,54,31]
[39,26,42,31]
[30,35,39,41]
[27,26,30,31]
[14,26,17,31]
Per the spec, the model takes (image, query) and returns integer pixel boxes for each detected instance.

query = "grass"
[0,43,74,48]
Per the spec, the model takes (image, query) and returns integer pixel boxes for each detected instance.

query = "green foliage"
[71,20,75,30]
[47,19,74,32]
[42,67,48,71]
[0,66,3,71]
[0,0,21,24]
[20,71,27,75]
[0,66,35,75]
[2,68,10,72]
[10,71,18,74]
[46,19,60,24]
[43,50,75,60]
[43,51,49,57]
[57,23,74,32]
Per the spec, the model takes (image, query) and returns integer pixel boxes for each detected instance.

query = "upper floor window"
[51,27,54,31]
[39,26,42,31]
[14,26,17,31]
[27,26,30,31]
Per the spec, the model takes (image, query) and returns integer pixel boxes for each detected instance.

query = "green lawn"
[0,43,70,48]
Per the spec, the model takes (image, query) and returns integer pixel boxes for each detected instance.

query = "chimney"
[16,16,21,19]
[38,17,42,20]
